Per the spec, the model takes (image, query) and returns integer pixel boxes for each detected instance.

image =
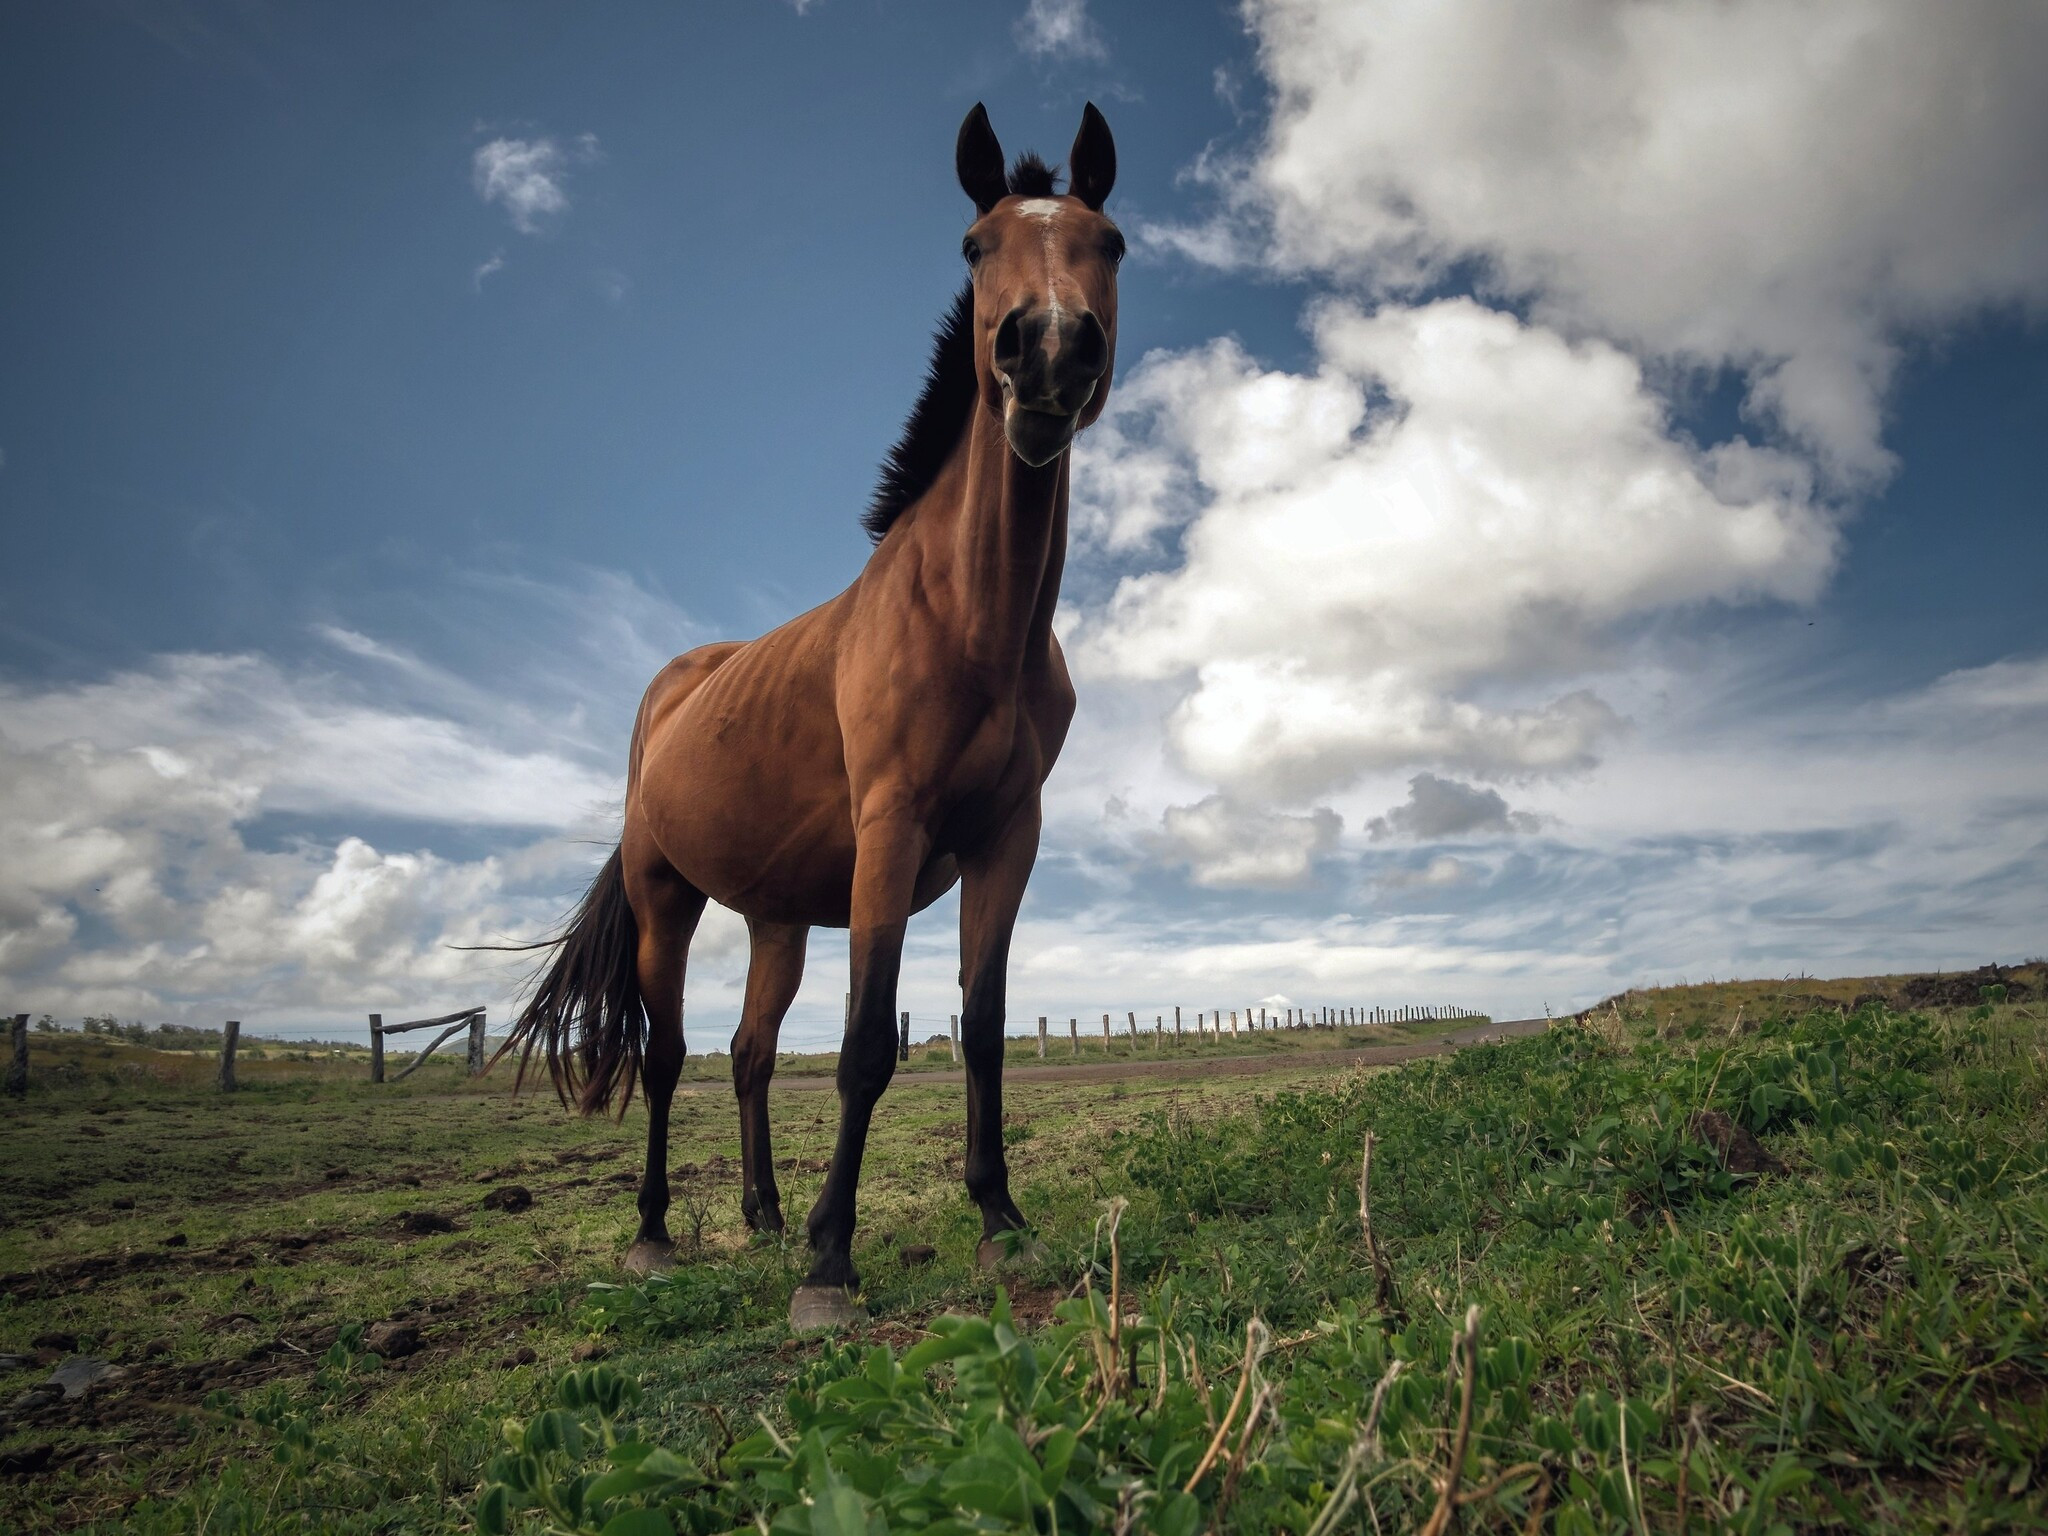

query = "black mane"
[862,153,1064,544]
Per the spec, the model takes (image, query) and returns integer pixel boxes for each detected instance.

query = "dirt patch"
[1689,1110,1787,1177]
[1893,965,2037,1009]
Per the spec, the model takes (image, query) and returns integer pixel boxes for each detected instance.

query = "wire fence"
[878,1000,1486,1062]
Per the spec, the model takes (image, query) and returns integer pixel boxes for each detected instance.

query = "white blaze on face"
[1010,198,1070,338]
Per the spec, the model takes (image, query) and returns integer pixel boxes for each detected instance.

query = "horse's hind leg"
[733,920,808,1234]
[622,831,707,1275]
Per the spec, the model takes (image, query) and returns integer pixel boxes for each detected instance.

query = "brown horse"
[502,103,1121,1328]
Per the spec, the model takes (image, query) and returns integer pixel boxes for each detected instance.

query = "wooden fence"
[882,1000,1483,1060]
[368,1007,488,1083]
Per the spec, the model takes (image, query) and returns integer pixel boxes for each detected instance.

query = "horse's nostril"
[993,307,1027,375]
[1069,312,1108,381]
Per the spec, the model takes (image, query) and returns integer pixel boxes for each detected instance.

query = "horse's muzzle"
[1003,403,1081,466]
[994,303,1107,465]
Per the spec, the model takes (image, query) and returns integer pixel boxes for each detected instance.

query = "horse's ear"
[956,103,1009,215]
[1067,102,1116,211]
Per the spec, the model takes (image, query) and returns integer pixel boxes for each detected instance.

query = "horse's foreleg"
[623,842,706,1275]
[958,804,1039,1262]
[798,812,925,1308]
[734,920,808,1234]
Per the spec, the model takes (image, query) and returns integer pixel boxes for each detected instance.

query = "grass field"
[2,965,2043,1532]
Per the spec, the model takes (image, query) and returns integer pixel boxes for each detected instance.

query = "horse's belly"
[634,660,859,926]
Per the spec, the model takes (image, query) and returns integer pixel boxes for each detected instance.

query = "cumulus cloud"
[1071,298,1835,796]
[472,133,599,234]
[1168,0,2048,484]
[0,716,574,1022]
[1016,0,1105,61]
[1368,774,1540,842]
[1153,794,1341,888]
[0,567,724,1029]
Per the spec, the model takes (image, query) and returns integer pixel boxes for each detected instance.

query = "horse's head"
[955,103,1120,468]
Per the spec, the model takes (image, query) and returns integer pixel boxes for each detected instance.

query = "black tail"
[494,845,644,1116]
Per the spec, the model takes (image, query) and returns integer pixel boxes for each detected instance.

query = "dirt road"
[765,1016,1550,1091]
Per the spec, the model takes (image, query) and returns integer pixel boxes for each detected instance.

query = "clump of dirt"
[363,1321,421,1359]
[1893,964,2036,1009]
[1688,1110,1787,1177]
[391,1210,457,1237]
[480,1185,533,1213]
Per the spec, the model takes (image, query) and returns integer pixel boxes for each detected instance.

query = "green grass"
[3,977,2044,1531]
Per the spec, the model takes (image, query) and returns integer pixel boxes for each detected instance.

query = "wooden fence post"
[1127,1010,1137,1048]
[1069,1017,1079,1057]
[218,1020,241,1093]
[4,1014,26,1097]
[1155,1015,1163,1049]
[467,1009,487,1075]
[1174,1005,1182,1042]
[950,1014,960,1063]
[1037,1016,1047,1058]
[369,1014,384,1083]
[1101,1014,1111,1053]
[898,1011,910,1062]
[1229,1009,1239,1039]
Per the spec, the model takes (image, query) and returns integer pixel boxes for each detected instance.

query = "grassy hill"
[3,968,2043,1531]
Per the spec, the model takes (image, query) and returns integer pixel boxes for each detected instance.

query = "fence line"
[881,1000,1487,1060]
[368,1008,488,1083]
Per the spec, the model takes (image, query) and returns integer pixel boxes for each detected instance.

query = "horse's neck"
[911,411,1066,677]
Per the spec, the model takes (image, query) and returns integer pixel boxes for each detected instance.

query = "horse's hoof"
[789,1285,867,1332]
[977,1235,1049,1271]
[622,1239,678,1276]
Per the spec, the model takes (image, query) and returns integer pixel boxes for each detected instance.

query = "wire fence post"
[1101,1013,1111,1054]
[217,1020,240,1093]
[1037,1016,1047,1058]
[467,1009,487,1075]
[368,1014,384,1083]
[1174,1005,1182,1043]
[949,1013,960,1063]
[898,1011,910,1062]
[4,1014,27,1097]
[1069,1017,1079,1057]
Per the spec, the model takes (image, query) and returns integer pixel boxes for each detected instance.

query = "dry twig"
[1358,1131,1403,1319]
[1418,1305,1482,1536]
[1183,1318,1270,1493]
[1301,1360,1404,1536]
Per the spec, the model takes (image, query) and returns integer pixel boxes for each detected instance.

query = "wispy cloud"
[472,250,506,290]
[471,132,600,234]
[1016,0,1105,62]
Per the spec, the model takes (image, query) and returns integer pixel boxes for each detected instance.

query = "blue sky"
[3,0,2045,1045]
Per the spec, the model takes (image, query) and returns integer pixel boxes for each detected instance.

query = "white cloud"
[1367,774,1539,842]
[1016,0,1105,61]
[473,250,506,289]
[1153,794,1341,889]
[1172,0,2048,483]
[1071,298,1835,796]
[472,134,598,234]
[0,567,722,1031]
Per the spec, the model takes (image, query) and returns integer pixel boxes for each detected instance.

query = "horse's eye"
[1102,229,1127,266]
[962,237,982,269]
